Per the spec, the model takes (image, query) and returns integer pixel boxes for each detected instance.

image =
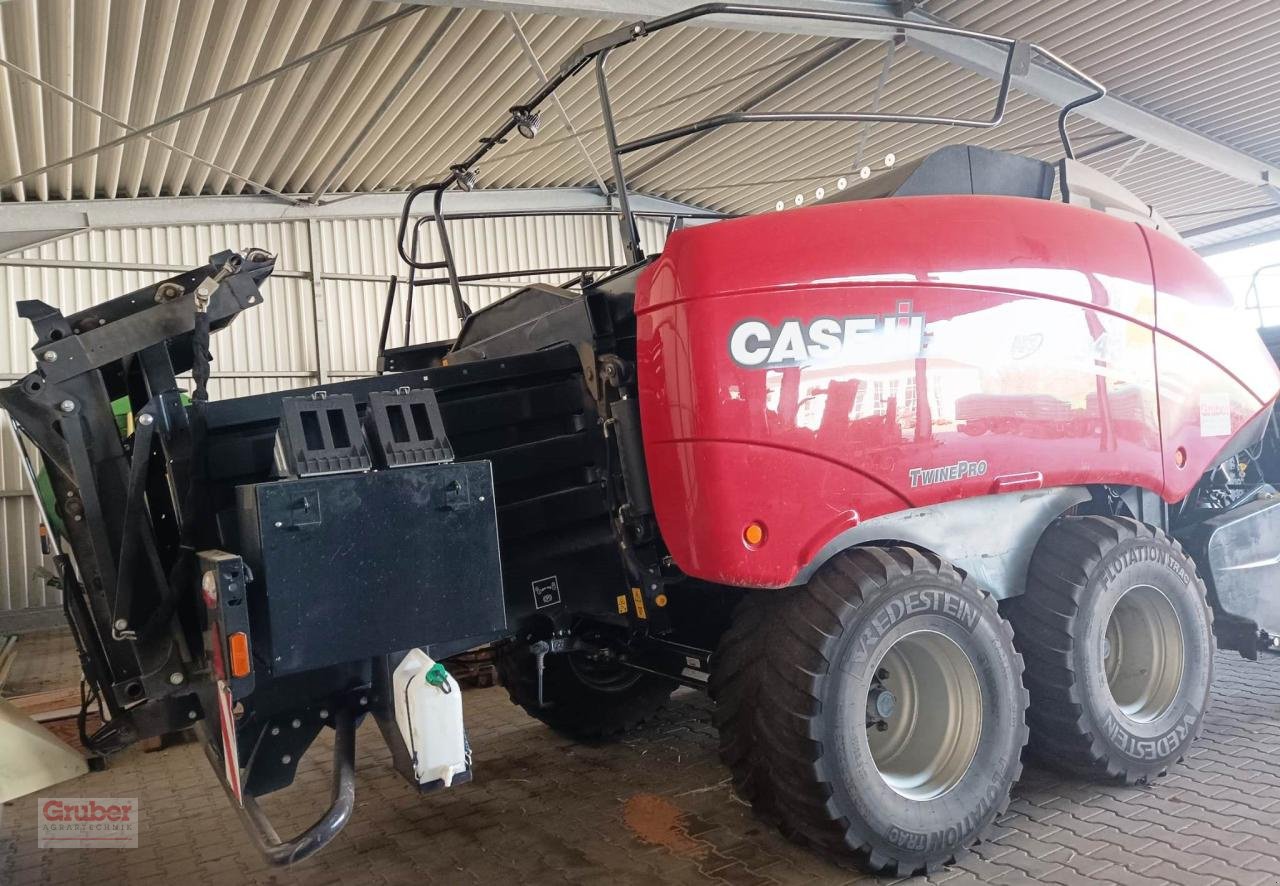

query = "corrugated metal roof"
[0,0,1276,241]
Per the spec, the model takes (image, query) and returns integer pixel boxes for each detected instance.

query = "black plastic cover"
[446,284,594,364]
[816,144,1055,204]
[365,388,453,468]
[274,393,371,477]
[453,284,578,348]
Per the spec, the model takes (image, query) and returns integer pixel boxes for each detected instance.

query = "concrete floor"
[3,634,1280,885]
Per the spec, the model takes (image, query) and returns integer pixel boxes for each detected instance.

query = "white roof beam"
[1195,227,1280,257]
[0,187,717,231]
[1185,207,1280,256]
[401,0,1280,190]
[0,229,85,257]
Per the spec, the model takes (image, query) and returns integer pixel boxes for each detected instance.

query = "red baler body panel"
[635,195,1280,588]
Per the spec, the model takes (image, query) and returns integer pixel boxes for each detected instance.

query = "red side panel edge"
[635,195,1277,588]
[1144,227,1280,500]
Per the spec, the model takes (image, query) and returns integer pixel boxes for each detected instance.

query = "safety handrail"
[383,202,727,356]
[396,1,1106,333]
[1244,262,1280,327]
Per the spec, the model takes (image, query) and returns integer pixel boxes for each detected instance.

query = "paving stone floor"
[4,642,1280,885]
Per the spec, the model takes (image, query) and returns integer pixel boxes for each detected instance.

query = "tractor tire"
[752,546,1028,877]
[1007,515,1213,783]
[496,641,676,740]
[709,592,785,816]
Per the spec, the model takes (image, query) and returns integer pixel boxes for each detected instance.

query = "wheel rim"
[1104,584,1185,723]
[866,630,983,801]
[566,651,642,693]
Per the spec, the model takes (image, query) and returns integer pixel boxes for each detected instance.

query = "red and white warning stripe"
[215,679,243,806]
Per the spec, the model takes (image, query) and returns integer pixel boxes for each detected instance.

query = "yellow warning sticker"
[631,587,648,620]
[616,594,629,615]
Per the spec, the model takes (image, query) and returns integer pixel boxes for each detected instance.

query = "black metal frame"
[0,252,276,748]
[378,204,727,361]
[0,252,520,864]
[392,1,1106,331]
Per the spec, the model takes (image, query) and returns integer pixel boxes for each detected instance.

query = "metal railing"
[393,2,1106,335]
[377,204,727,361]
[1244,262,1280,327]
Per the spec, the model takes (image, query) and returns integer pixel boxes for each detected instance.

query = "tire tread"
[744,546,1028,874]
[1006,514,1213,784]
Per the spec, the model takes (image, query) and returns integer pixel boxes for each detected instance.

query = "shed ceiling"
[0,1,1275,247]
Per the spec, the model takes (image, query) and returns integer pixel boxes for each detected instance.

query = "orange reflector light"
[228,632,252,678]
[743,521,766,547]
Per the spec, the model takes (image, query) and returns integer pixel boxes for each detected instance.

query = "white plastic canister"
[392,649,468,787]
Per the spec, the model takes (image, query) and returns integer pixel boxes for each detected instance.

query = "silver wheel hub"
[1104,584,1185,723]
[865,630,983,801]
[869,686,897,720]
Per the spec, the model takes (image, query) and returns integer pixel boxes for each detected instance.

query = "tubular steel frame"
[392,1,1105,333]
[381,204,725,357]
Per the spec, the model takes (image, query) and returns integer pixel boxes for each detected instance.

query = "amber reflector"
[228,632,252,678]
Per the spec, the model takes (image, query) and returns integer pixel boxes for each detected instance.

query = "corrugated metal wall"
[0,210,666,616]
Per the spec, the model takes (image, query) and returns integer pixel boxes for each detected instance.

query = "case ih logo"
[38,798,139,848]
[728,301,925,368]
